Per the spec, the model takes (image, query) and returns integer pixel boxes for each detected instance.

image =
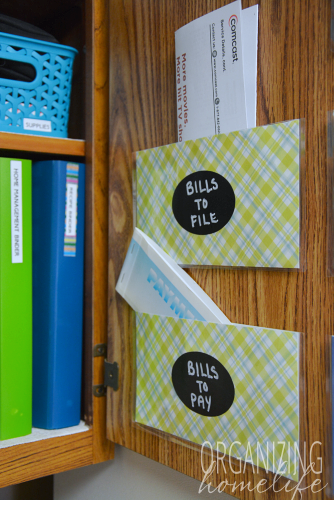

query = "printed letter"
[147,268,157,284]
[194,199,202,210]
[196,380,203,393]
[163,285,175,304]
[198,395,205,410]
[211,366,219,379]
[191,214,197,227]
[205,396,212,412]
[186,181,194,195]
[211,178,218,190]
[188,361,195,376]
[153,278,164,297]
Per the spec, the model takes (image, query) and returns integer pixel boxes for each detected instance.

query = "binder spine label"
[10,161,23,263]
[64,163,79,257]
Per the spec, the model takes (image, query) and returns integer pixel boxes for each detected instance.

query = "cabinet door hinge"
[104,360,119,391]
[93,360,119,397]
[93,343,107,357]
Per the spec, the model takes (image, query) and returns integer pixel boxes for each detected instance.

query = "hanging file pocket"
[134,119,305,269]
[134,314,303,482]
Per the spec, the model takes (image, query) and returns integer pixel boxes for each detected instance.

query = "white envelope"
[116,228,230,324]
[175,1,258,142]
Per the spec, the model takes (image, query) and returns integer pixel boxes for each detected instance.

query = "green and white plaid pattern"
[136,120,300,268]
[135,314,300,480]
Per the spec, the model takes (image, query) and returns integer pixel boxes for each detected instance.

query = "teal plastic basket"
[0,32,78,138]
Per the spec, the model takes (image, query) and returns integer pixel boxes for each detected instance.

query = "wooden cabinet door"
[107,0,333,499]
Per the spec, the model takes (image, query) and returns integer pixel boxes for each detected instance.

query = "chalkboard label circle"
[172,170,235,235]
[172,351,235,417]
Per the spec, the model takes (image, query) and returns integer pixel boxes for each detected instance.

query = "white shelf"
[0,420,90,449]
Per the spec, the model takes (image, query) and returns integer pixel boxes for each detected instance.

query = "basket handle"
[0,51,42,89]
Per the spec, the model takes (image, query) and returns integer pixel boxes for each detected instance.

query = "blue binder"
[32,160,85,429]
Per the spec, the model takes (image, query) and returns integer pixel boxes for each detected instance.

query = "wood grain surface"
[0,430,93,488]
[0,0,113,487]
[107,0,334,500]
[0,132,85,156]
[84,0,114,463]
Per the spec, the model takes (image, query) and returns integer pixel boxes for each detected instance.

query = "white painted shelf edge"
[0,421,90,449]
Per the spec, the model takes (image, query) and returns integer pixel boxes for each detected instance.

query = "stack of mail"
[175,0,258,142]
[116,227,231,324]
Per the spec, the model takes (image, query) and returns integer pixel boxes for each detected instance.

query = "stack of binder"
[32,160,85,430]
[0,158,85,441]
[0,158,32,440]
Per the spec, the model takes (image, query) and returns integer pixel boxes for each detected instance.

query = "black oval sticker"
[172,352,235,417]
[172,170,235,235]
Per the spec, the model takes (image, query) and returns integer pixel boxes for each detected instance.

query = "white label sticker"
[65,183,78,237]
[11,161,23,263]
[23,118,52,132]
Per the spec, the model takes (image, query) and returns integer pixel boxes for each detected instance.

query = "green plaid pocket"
[136,120,300,268]
[135,314,300,480]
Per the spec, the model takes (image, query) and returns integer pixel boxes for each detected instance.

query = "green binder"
[0,158,32,440]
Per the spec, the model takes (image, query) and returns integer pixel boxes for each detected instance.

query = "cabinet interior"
[0,0,86,140]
